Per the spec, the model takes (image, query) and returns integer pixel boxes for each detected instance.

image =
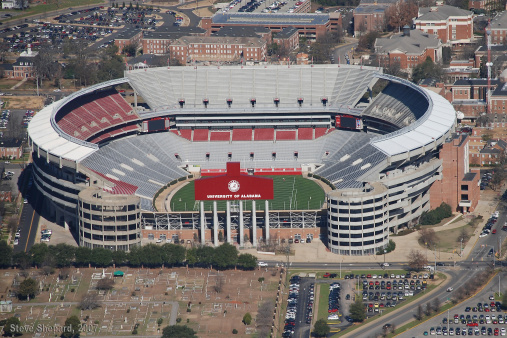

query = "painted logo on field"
[228,180,240,192]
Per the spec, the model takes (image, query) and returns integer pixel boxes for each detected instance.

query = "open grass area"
[170,175,325,212]
[317,283,330,322]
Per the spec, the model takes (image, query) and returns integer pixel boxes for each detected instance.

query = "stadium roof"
[212,13,330,26]
[126,64,379,113]
[370,82,455,157]
[28,102,98,162]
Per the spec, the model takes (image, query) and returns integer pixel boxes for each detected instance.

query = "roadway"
[13,169,42,253]
[266,201,506,337]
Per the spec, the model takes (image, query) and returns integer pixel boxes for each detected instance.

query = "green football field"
[170,175,325,212]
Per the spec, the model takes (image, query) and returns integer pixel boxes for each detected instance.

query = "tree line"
[0,241,259,271]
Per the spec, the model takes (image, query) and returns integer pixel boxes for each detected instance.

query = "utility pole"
[486,20,493,115]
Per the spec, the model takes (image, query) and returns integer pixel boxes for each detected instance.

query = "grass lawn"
[170,175,325,212]
[317,283,330,322]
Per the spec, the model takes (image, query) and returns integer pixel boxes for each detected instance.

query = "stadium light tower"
[486,20,493,115]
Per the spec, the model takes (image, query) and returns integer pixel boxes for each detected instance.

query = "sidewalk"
[244,190,503,264]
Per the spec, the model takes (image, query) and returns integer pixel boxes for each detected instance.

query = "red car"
[323,273,331,278]
[492,229,497,234]
[467,322,479,327]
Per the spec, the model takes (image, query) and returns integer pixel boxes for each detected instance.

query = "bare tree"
[432,297,441,312]
[58,268,70,280]
[385,1,418,32]
[79,292,101,310]
[419,228,438,247]
[213,274,224,293]
[408,249,428,271]
[417,304,424,320]
[256,300,274,338]
[425,301,432,316]
[96,278,114,290]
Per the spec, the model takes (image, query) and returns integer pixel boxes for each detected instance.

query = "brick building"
[201,13,334,41]
[273,27,299,51]
[488,11,507,45]
[0,139,23,159]
[169,36,267,64]
[490,82,507,114]
[353,4,390,36]
[114,27,143,53]
[429,133,480,213]
[442,79,503,120]
[374,27,442,71]
[414,4,474,45]
[468,0,504,11]
[142,27,206,55]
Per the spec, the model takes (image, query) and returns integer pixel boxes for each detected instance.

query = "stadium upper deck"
[29,65,455,209]
[27,65,457,253]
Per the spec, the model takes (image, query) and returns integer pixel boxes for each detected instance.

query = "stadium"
[28,64,456,255]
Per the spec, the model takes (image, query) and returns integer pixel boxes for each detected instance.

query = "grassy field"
[170,175,325,212]
[317,283,330,322]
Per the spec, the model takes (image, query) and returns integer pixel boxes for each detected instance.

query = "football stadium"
[28,64,456,255]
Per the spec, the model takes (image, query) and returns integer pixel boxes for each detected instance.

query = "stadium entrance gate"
[194,162,274,247]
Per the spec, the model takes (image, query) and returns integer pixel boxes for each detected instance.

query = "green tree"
[213,243,238,269]
[90,248,113,267]
[358,31,379,52]
[242,312,252,325]
[160,243,186,266]
[12,251,31,269]
[161,325,197,338]
[138,244,164,267]
[122,43,137,57]
[237,253,257,270]
[0,240,13,268]
[29,243,49,267]
[349,299,366,322]
[111,250,127,266]
[18,278,38,300]
[3,316,22,336]
[411,56,443,84]
[314,318,330,337]
[74,247,92,267]
[48,244,75,267]
[61,315,81,338]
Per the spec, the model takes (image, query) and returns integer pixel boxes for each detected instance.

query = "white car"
[13,239,18,245]
[479,232,488,238]
[155,239,162,243]
[446,287,453,292]
[53,89,61,92]
[258,262,268,267]
[327,314,339,320]
[500,328,505,336]
[382,263,390,267]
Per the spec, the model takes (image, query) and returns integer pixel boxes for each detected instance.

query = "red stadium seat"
[254,128,274,141]
[298,128,313,140]
[232,129,252,141]
[276,130,296,141]
[210,130,231,141]
[193,129,209,141]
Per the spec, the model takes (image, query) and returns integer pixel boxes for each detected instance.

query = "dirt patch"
[178,0,215,9]
[0,266,280,337]
[3,96,45,110]
[193,7,215,17]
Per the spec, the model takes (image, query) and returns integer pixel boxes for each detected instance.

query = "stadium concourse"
[28,65,456,255]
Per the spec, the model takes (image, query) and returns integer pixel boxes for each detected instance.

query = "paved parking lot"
[405,271,507,337]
